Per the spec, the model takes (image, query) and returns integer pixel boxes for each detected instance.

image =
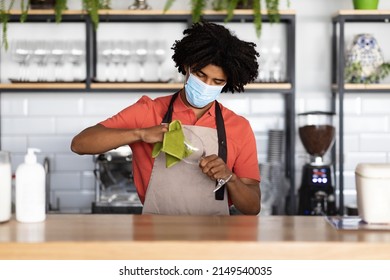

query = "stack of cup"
[259,129,290,215]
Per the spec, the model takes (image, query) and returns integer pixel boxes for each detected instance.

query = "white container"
[355,163,390,224]
[15,148,46,223]
[0,151,12,223]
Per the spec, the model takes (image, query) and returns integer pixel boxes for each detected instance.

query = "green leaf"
[55,0,68,24]
[191,0,206,23]
[163,0,176,13]
[253,0,262,37]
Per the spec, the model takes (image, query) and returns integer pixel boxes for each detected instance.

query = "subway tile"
[56,116,103,134]
[247,116,285,133]
[249,94,284,115]
[304,97,333,113]
[28,95,82,116]
[28,135,73,153]
[361,95,390,114]
[54,154,95,172]
[1,94,28,116]
[218,94,250,115]
[344,116,388,133]
[50,172,81,190]
[343,135,359,153]
[1,136,27,153]
[52,190,94,212]
[344,152,387,170]
[81,171,96,190]
[343,96,362,115]
[83,94,143,116]
[2,117,56,135]
[360,134,390,152]
[343,171,358,191]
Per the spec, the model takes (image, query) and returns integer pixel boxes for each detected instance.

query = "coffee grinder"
[298,111,336,215]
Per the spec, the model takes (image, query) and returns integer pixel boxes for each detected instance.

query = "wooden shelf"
[0,83,86,90]
[7,9,296,16]
[90,82,183,90]
[0,82,292,92]
[332,83,390,91]
[9,9,86,15]
[345,83,390,90]
[245,83,292,90]
[336,10,390,16]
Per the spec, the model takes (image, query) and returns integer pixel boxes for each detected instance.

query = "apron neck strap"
[161,90,180,124]
[214,100,227,200]
[162,91,227,201]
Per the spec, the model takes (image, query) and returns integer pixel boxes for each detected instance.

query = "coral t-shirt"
[100,93,260,203]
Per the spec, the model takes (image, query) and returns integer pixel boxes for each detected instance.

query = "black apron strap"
[162,91,227,201]
[161,91,180,124]
[214,100,227,200]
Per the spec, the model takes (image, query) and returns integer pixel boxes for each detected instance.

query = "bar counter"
[0,214,389,260]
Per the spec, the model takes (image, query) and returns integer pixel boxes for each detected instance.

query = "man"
[71,21,261,215]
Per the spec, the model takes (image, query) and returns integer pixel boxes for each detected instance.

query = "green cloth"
[152,120,193,168]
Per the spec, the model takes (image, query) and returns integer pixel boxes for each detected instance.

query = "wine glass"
[10,40,32,82]
[134,40,148,81]
[150,40,167,81]
[181,127,226,193]
[182,127,206,165]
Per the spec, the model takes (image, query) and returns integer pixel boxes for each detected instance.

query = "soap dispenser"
[15,148,46,223]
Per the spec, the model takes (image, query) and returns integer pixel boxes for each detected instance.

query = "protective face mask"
[184,73,225,108]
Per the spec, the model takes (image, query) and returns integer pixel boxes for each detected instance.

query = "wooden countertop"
[0,214,389,260]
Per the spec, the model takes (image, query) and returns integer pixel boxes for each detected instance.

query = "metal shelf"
[331,10,390,215]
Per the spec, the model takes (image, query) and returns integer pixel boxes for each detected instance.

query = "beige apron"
[142,125,229,215]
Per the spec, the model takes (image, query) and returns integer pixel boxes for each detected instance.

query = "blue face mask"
[184,73,225,108]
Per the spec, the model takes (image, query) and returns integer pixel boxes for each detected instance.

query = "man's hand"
[140,124,168,144]
[199,154,232,182]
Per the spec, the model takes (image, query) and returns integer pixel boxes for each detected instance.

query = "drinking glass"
[31,40,50,82]
[181,127,206,165]
[98,40,113,82]
[10,40,32,82]
[134,40,148,81]
[150,40,167,81]
[181,127,226,192]
[68,40,85,82]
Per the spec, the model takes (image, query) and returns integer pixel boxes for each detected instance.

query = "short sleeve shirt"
[100,93,260,203]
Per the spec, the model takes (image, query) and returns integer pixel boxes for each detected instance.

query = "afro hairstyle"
[171,21,259,93]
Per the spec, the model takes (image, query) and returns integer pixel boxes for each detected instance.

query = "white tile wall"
[2,0,390,213]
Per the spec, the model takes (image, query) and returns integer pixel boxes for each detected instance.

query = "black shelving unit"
[0,10,296,214]
[331,10,390,215]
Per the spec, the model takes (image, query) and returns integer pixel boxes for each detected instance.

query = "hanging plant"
[55,0,68,23]
[83,0,112,31]
[164,0,288,37]
[164,0,206,23]
[1,0,29,50]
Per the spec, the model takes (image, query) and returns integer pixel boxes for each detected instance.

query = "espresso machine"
[92,146,143,214]
[298,111,336,216]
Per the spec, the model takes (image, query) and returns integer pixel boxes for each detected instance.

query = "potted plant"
[353,0,379,10]
[163,0,287,37]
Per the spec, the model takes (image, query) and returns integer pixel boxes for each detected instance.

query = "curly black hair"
[171,21,259,93]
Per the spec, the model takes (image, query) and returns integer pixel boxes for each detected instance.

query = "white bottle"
[0,151,12,223]
[15,148,46,223]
